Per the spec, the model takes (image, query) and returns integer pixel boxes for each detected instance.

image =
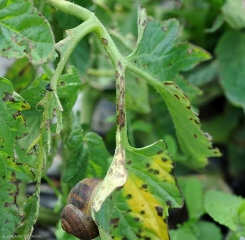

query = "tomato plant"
[0,0,245,240]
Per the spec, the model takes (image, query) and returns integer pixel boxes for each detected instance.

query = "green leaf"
[222,0,245,30]
[170,221,222,240]
[179,177,204,220]
[216,31,245,111]
[63,128,111,187]
[128,18,211,81]
[57,66,81,115]
[38,90,63,153]
[204,190,245,231]
[170,228,197,240]
[193,221,222,240]
[125,72,150,114]
[126,11,220,167]
[0,0,56,65]
[0,78,34,236]
[95,141,183,239]
[186,61,219,86]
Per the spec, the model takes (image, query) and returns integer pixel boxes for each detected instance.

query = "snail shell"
[61,178,102,240]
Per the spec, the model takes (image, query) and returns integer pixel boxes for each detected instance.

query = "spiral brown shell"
[61,178,102,240]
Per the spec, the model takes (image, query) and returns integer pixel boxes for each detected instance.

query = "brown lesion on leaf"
[12,111,22,120]
[110,218,119,224]
[194,134,197,138]
[154,170,160,175]
[157,150,163,155]
[155,206,163,217]
[2,92,15,102]
[166,200,172,207]
[174,94,180,100]
[164,82,173,86]
[134,217,140,222]
[115,71,120,78]
[126,194,132,199]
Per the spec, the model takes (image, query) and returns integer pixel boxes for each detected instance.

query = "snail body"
[61,178,102,240]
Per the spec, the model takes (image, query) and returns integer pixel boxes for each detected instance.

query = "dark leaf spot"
[148,169,153,173]
[154,170,160,175]
[164,82,173,86]
[146,163,150,168]
[157,150,163,155]
[140,210,145,215]
[155,206,163,217]
[110,218,119,224]
[127,160,132,165]
[126,194,132,199]
[13,111,21,119]
[2,92,14,102]
[141,184,147,189]
[166,200,172,207]
[194,120,200,124]
[134,218,140,222]
[161,157,167,162]
[194,134,197,138]
[174,94,180,100]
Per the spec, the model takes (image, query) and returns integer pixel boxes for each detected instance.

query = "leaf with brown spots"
[95,141,183,239]
[0,78,35,237]
[126,7,220,167]
[0,0,56,65]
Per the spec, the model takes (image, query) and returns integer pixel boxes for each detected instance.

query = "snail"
[61,178,102,240]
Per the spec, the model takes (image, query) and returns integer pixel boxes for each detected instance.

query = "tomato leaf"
[0,0,56,64]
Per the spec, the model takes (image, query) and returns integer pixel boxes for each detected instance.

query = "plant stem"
[42,64,54,78]
[50,19,96,90]
[46,0,128,145]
